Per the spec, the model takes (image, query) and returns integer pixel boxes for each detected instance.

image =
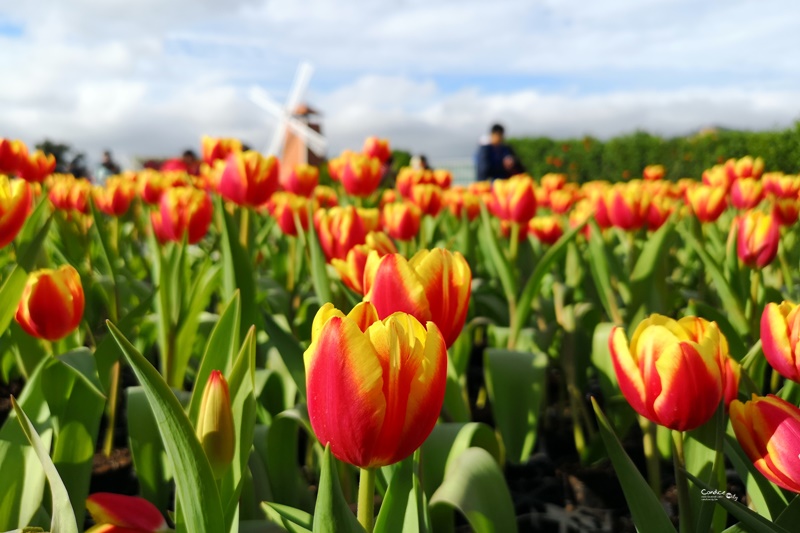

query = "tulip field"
[3,135,800,533]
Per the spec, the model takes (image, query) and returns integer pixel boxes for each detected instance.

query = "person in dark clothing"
[475,124,525,181]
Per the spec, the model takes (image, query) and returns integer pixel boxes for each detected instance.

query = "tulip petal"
[86,492,168,531]
[609,327,652,421]
[364,254,432,324]
[305,315,386,468]
[761,303,800,381]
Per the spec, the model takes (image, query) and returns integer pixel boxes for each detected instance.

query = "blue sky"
[1,0,799,167]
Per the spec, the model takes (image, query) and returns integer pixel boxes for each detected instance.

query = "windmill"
[248,62,328,172]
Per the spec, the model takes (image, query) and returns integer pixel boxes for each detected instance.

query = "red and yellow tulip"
[154,187,213,245]
[528,215,564,245]
[609,314,725,431]
[281,164,319,197]
[93,177,136,217]
[314,206,372,261]
[725,155,764,181]
[201,136,242,165]
[686,184,728,223]
[771,197,800,226]
[304,302,447,468]
[218,151,279,206]
[341,154,382,197]
[607,181,649,231]
[730,177,764,210]
[20,150,56,183]
[363,248,471,347]
[331,231,397,294]
[312,184,338,208]
[409,183,443,216]
[267,192,312,237]
[86,492,169,532]
[0,138,28,176]
[442,187,480,221]
[730,394,800,494]
[15,265,85,341]
[763,172,800,198]
[488,175,537,224]
[643,164,665,181]
[0,176,32,248]
[381,201,421,241]
[761,302,800,383]
[362,136,391,163]
[736,210,779,268]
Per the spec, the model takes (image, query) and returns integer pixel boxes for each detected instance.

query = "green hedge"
[508,123,800,184]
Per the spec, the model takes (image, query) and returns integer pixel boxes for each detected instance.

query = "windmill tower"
[248,62,328,180]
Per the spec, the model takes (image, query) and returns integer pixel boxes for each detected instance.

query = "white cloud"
[1,0,799,171]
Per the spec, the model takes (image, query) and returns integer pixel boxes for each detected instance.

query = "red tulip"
[736,210,779,268]
[218,151,279,206]
[730,178,764,210]
[86,492,169,532]
[409,184,443,216]
[0,138,29,176]
[686,184,727,223]
[381,201,421,241]
[363,248,471,347]
[200,136,242,165]
[0,176,32,248]
[528,215,563,245]
[643,164,665,181]
[341,154,382,197]
[362,136,391,163]
[15,265,85,341]
[331,231,397,294]
[281,164,319,197]
[304,303,447,468]
[20,150,56,183]
[489,175,537,224]
[267,192,311,236]
[156,187,213,244]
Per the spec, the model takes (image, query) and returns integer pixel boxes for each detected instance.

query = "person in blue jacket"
[475,123,525,181]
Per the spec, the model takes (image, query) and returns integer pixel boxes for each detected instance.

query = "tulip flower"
[730,177,764,210]
[569,200,594,238]
[702,164,732,193]
[676,316,740,407]
[315,206,371,261]
[609,314,725,431]
[156,187,213,244]
[331,231,397,294]
[763,172,800,199]
[771,197,800,226]
[760,302,800,383]
[736,210,779,268]
[540,173,567,192]
[267,192,311,237]
[362,136,391,163]
[528,215,564,245]
[0,176,32,248]
[607,181,650,231]
[197,370,235,479]
[548,188,576,214]
[489,175,537,224]
[363,248,471,347]
[730,394,800,493]
[218,151,279,206]
[686,184,728,223]
[381,201,421,241]
[433,169,453,189]
[304,302,447,468]
[643,164,665,181]
[20,150,56,183]
[341,154,382,197]
[395,167,422,198]
[442,187,480,221]
[313,185,338,208]
[380,188,398,208]
[327,150,355,182]
[15,265,85,341]
[281,164,319,197]
[200,136,242,165]
[0,138,28,176]
[409,183,443,216]
[646,195,674,231]
[467,180,492,196]
[726,155,764,181]
[94,177,136,217]
[138,170,188,205]
[86,492,169,532]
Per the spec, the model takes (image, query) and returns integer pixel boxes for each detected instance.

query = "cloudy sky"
[1,0,799,168]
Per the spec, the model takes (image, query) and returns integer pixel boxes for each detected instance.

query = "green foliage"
[508,123,800,182]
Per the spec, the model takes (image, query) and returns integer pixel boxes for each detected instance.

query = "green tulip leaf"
[107,321,225,533]
[261,502,313,533]
[262,313,307,400]
[312,445,364,533]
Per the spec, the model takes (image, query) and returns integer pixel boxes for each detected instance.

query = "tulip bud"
[609,314,726,431]
[730,395,800,493]
[197,370,235,479]
[15,265,85,341]
[157,187,213,244]
[607,181,650,231]
[409,184,443,216]
[0,176,32,248]
[646,195,674,231]
[433,169,453,189]
[304,303,447,468]
[86,492,169,532]
[381,201,421,241]
[736,210,779,268]
[218,151,279,206]
[528,215,564,245]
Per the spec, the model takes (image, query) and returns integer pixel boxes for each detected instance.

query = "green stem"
[508,222,520,262]
[239,207,250,249]
[102,361,121,456]
[287,236,296,293]
[749,268,761,341]
[672,430,692,533]
[357,467,376,533]
[640,417,661,495]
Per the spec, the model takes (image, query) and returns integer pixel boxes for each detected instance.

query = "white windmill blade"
[248,86,286,119]
[285,62,314,116]
[284,116,328,156]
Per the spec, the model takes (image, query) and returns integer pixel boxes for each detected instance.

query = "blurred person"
[476,123,524,181]
[411,154,431,171]
[95,150,121,185]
